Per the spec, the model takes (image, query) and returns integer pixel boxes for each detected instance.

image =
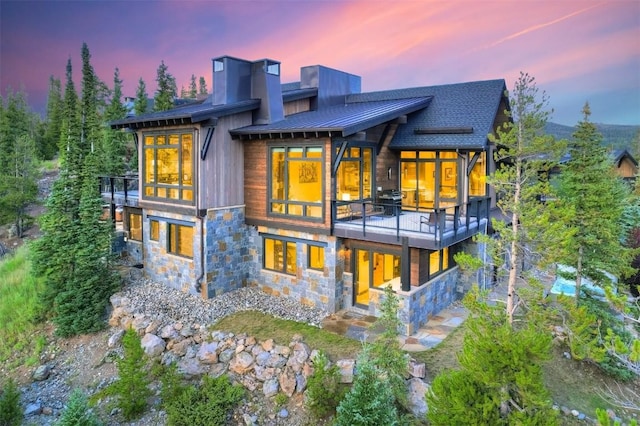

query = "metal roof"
[230,97,432,139]
[110,98,260,130]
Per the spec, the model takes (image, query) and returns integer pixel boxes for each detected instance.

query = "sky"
[1,0,639,126]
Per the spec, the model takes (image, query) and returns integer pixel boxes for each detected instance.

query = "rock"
[336,359,355,383]
[141,333,166,357]
[32,364,52,381]
[196,342,219,364]
[295,372,307,393]
[287,341,311,372]
[108,329,125,348]
[278,367,297,397]
[578,413,586,420]
[24,402,42,416]
[219,348,235,363]
[159,324,179,340]
[262,339,275,351]
[408,359,426,378]
[230,351,255,374]
[42,406,53,415]
[571,409,579,417]
[171,338,193,356]
[278,408,289,418]
[254,365,277,382]
[177,358,209,379]
[243,413,258,425]
[263,378,279,397]
[131,314,151,334]
[407,378,429,416]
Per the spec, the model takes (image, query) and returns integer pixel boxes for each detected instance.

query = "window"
[270,146,323,219]
[143,131,194,204]
[308,245,325,271]
[168,223,193,258]
[400,151,459,211]
[469,152,486,196]
[129,213,142,241]
[428,247,451,279]
[336,147,373,202]
[150,220,159,241]
[354,248,401,306]
[264,237,297,275]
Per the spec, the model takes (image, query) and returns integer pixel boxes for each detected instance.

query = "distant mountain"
[545,122,640,151]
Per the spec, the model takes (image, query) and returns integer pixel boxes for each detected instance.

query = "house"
[104,56,509,334]
[612,149,638,183]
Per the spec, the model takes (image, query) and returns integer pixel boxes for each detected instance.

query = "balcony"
[332,197,490,250]
[99,175,140,208]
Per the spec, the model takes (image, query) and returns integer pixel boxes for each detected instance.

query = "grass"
[0,244,45,364]
[212,311,362,360]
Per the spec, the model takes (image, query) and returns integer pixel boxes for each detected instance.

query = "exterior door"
[354,249,370,307]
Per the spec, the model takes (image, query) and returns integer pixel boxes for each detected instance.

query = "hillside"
[546,122,640,151]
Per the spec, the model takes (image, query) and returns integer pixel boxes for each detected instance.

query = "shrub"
[335,347,398,426]
[164,374,244,426]
[109,328,151,420]
[0,377,21,426]
[304,350,346,418]
[56,388,102,426]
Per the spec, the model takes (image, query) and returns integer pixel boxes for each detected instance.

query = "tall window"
[270,146,323,218]
[264,237,297,275]
[168,223,193,258]
[428,247,450,279]
[129,213,142,241]
[469,152,486,196]
[336,147,373,201]
[400,151,459,211]
[143,131,194,204]
[354,248,401,306]
[150,220,159,241]
[308,245,325,271]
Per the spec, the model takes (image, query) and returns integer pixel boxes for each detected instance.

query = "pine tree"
[427,292,558,425]
[0,90,40,236]
[153,60,176,112]
[133,78,148,115]
[102,68,129,175]
[188,74,197,99]
[488,72,565,325]
[110,328,151,420]
[551,103,634,300]
[335,346,398,426]
[57,388,102,426]
[41,75,63,160]
[198,76,208,96]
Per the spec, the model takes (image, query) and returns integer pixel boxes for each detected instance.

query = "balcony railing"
[332,196,491,249]
[99,175,139,207]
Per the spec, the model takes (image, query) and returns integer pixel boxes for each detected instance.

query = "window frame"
[263,236,297,275]
[268,144,324,221]
[167,222,194,258]
[427,247,453,280]
[128,212,143,242]
[149,219,160,242]
[142,130,195,205]
[307,244,325,271]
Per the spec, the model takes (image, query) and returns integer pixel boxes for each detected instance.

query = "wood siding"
[284,99,311,116]
[200,112,253,209]
[244,137,333,230]
[373,123,401,197]
[616,157,638,178]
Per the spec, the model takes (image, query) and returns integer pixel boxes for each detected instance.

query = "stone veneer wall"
[142,209,202,295]
[365,267,462,336]
[252,226,346,313]
[203,206,254,298]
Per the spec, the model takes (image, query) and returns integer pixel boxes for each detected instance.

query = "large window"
[400,151,459,211]
[354,248,401,306]
[336,147,373,202]
[428,247,451,279]
[168,223,193,258]
[264,237,297,275]
[129,213,142,241]
[143,131,194,204]
[270,146,323,218]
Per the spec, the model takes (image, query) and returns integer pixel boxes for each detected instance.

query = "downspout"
[196,214,206,297]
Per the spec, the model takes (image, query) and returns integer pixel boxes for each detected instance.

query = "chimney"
[212,56,284,125]
[212,56,252,106]
[250,59,284,125]
[300,65,361,109]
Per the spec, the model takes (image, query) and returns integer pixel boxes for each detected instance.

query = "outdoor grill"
[378,189,402,215]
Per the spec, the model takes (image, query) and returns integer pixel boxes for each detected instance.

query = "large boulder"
[140,333,166,357]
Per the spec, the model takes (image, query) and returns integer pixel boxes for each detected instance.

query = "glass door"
[354,249,370,307]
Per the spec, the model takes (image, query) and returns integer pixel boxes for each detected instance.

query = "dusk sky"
[1,0,639,126]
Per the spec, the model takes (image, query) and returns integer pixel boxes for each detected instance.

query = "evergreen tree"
[102,68,129,175]
[335,346,398,426]
[551,103,634,300]
[57,388,102,426]
[0,377,21,426]
[79,43,101,155]
[153,60,176,112]
[110,328,151,420]
[0,90,40,236]
[198,76,208,96]
[180,85,187,99]
[488,72,565,325]
[42,76,63,160]
[133,78,148,115]
[188,74,197,99]
[427,291,558,425]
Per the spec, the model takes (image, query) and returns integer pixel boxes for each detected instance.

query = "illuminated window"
[400,151,459,211]
[428,247,451,279]
[129,213,142,241]
[168,223,193,258]
[270,146,323,219]
[264,237,297,275]
[336,146,373,202]
[143,131,194,204]
[150,220,159,241]
[469,152,486,196]
[308,245,325,271]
